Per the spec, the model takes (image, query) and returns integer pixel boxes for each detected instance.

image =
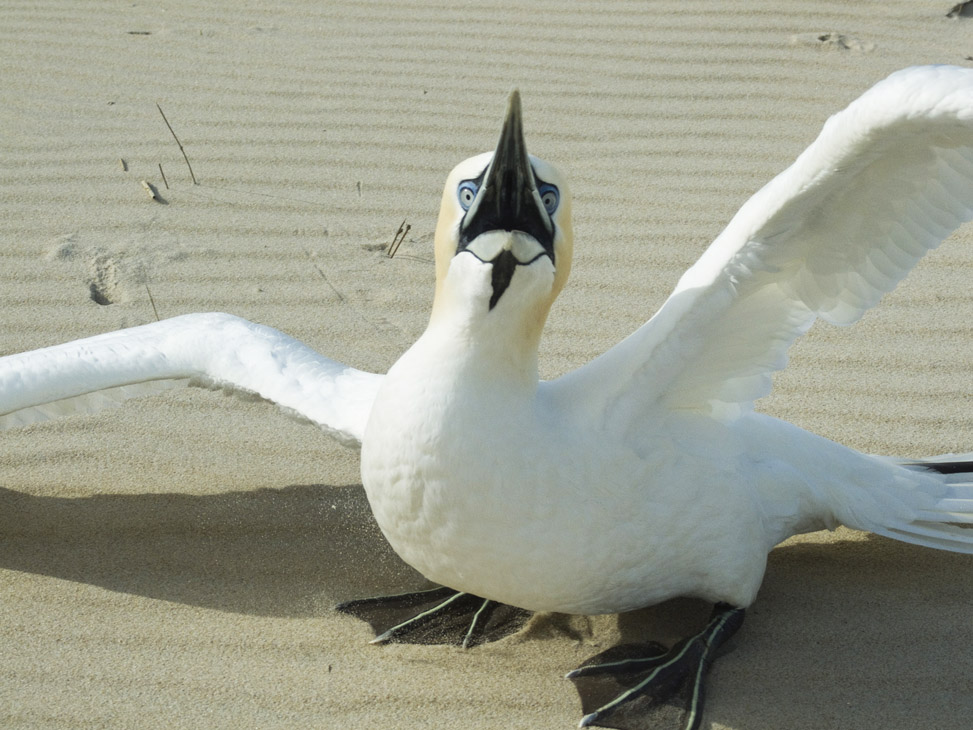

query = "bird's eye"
[457,180,478,210]
[539,183,559,215]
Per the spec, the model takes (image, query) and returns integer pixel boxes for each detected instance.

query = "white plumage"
[2,66,973,618]
[0,312,381,445]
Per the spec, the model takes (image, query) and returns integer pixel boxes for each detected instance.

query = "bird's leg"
[336,586,532,649]
[568,602,744,730]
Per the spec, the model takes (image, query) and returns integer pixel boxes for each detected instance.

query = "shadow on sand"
[0,483,426,617]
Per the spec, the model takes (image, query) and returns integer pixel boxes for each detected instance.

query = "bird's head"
[430,91,572,347]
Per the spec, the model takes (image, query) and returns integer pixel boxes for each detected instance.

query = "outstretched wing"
[0,312,383,447]
[550,65,973,433]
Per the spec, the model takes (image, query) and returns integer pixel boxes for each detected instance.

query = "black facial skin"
[488,247,519,311]
[457,168,556,259]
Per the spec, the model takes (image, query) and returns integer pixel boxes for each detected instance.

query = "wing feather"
[550,66,973,432]
[0,312,382,447]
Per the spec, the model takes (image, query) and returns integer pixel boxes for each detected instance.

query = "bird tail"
[869,454,973,553]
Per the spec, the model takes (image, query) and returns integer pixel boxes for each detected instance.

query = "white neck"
[424,252,556,389]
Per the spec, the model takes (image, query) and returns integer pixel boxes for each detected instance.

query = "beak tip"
[507,88,521,114]
[505,90,524,134]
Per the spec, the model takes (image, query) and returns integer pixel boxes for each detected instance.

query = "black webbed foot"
[336,586,532,648]
[567,603,744,730]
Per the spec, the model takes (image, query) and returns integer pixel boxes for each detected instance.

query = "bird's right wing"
[0,312,383,447]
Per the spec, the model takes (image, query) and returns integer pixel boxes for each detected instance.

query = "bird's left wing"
[0,312,382,447]
[548,65,973,433]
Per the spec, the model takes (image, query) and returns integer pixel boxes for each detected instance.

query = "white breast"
[360,332,773,615]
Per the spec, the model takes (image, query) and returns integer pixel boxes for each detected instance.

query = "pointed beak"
[458,90,555,309]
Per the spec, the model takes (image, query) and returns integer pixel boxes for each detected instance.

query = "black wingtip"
[904,460,973,475]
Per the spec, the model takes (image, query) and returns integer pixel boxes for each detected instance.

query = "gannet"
[3,65,973,730]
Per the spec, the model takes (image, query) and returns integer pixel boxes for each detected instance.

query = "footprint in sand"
[44,237,123,305]
[88,255,122,305]
[45,235,189,308]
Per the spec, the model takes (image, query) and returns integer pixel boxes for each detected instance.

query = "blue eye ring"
[538,183,559,215]
[458,180,479,210]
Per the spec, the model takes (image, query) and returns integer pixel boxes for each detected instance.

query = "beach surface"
[2,1,972,728]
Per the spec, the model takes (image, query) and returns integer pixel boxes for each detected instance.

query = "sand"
[2,1,972,728]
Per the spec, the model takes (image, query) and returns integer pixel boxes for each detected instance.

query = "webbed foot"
[336,586,532,648]
[567,603,744,730]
